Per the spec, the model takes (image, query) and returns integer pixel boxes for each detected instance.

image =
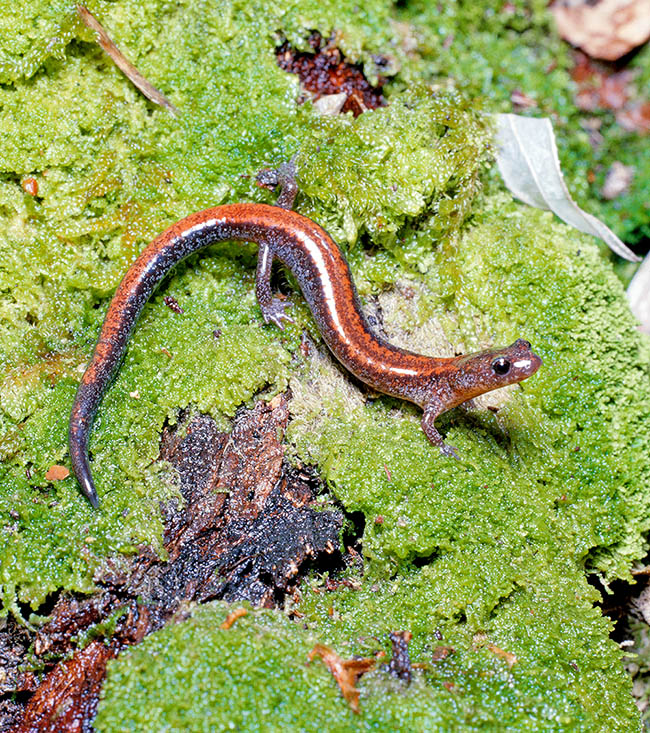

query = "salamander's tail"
[69,381,102,509]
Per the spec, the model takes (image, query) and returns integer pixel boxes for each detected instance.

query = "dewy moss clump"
[0,0,648,730]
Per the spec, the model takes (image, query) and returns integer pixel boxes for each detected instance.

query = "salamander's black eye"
[492,357,511,376]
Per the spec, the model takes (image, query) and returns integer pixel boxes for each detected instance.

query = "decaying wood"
[7,395,345,730]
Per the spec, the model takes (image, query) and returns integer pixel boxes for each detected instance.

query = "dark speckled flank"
[69,203,542,507]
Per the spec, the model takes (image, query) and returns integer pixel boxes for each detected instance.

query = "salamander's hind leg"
[256,243,294,330]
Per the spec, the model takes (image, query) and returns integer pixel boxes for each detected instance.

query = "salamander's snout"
[490,339,542,383]
[511,338,542,376]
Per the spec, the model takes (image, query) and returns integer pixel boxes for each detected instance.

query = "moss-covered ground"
[1,0,649,730]
[400,0,650,251]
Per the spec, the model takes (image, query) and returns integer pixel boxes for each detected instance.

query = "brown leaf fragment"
[45,465,69,481]
[21,178,39,196]
[77,5,179,116]
[388,630,413,683]
[486,643,518,669]
[309,644,376,713]
[551,0,650,61]
[220,607,248,630]
[571,53,634,112]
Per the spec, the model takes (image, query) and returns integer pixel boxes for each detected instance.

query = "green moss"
[290,198,650,579]
[96,583,639,731]
[0,0,484,610]
[399,0,650,248]
[1,0,649,729]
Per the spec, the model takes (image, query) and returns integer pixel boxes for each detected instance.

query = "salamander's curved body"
[69,203,541,507]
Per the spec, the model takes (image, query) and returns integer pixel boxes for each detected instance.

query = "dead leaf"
[627,253,650,333]
[551,0,650,61]
[45,465,70,481]
[494,113,639,262]
[510,89,538,109]
[313,93,348,115]
[308,644,375,713]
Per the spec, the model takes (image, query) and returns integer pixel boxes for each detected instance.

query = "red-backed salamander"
[69,202,541,508]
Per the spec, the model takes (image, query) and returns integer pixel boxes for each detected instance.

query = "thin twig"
[77,5,179,117]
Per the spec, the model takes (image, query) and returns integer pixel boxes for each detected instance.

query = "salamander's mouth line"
[68,202,541,508]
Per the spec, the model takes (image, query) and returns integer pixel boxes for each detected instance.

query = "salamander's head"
[447,339,542,405]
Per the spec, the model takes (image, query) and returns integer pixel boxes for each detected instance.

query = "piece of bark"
[17,639,118,733]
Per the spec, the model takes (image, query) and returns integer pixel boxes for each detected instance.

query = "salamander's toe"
[263,298,294,330]
[440,443,460,460]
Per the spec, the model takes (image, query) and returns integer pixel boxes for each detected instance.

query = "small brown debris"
[432,645,455,662]
[21,178,39,196]
[443,680,457,692]
[570,50,650,135]
[617,101,650,134]
[160,347,173,358]
[308,644,376,713]
[383,463,392,482]
[571,53,633,112]
[388,630,413,683]
[276,33,386,118]
[601,161,635,199]
[45,465,69,481]
[486,643,518,669]
[220,607,248,630]
[510,89,537,109]
[163,295,184,314]
[299,333,312,358]
[77,5,179,116]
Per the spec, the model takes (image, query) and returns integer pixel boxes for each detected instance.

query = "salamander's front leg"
[421,399,460,460]
[255,243,294,330]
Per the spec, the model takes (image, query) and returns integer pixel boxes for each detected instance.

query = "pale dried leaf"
[494,114,639,262]
[627,253,650,333]
[551,0,650,61]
